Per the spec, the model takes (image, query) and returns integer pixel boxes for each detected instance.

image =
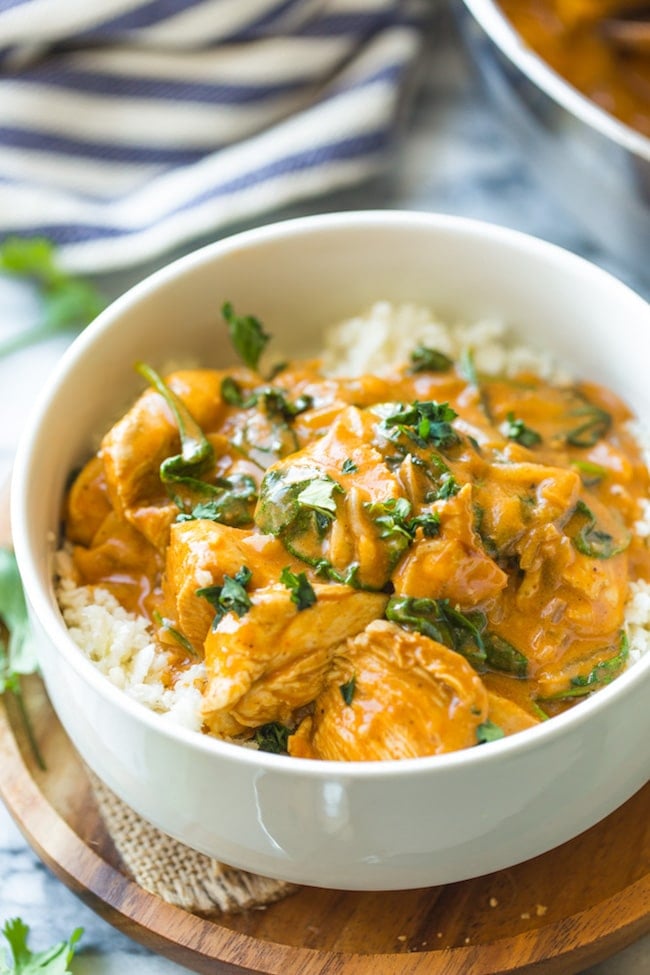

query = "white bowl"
[11,211,650,890]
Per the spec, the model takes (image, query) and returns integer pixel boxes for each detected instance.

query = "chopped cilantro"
[280,566,317,610]
[296,476,342,519]
[254,722,291,754]
[341,458,358,474]
[339,675,356,705]
[502,412,542,448]
[409,346,453,373]
[196,566,252,630]
[382,401,459,451]
[222,301,271,371]
[476,721,505,744]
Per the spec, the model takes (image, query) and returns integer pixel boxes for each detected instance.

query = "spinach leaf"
[502,412,542,448]
[385,596,487,669]
[543,632,629,700]
[175,474,257,528]
[136,362,214,488]
[483,632,528,678]
[566,399,611,447]
[567,500,629,559]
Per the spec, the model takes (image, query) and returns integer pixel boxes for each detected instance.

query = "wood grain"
[1,677,649,975]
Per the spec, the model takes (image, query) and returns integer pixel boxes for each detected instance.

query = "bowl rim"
[461,0,650,162]
[11,208,650,780]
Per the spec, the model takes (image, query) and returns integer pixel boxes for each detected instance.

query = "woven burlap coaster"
[88,771,297,914]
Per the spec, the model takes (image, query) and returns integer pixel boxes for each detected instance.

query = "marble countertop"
[1,3,648,972]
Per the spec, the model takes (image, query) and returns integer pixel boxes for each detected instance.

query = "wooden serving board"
[0,677,649,975]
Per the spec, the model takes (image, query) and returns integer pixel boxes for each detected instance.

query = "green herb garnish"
[502,412,542,448]
[571,459,608,485]
[382,401,460,451]
[567,500,629,559]
[0,918,83,975]
[196,566,252,630]
[341,458,358,474]
[222,301,271,371]
[136,362,214,491]
[483,632,528,678]
[0,549,45,770]
[0,237,105,358]
[254,722,291,754]
[339,675,356,705]
[386,596,487,669]
[409,346,453,373]
[543,632,629,700]
[280,566,317,610]
[296,476,342,521]
[152,611,197,657]
[476,721,505,744]
[566,400,611,447]
[175,474,257,528]
[365,498,441,566]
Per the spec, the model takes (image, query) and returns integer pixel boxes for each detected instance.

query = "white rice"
[54,302,650,726]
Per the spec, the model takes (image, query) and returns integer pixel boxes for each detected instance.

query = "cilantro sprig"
[280,567,316,611]
[382,401,460,451]
[0,549,45,770]
[0,237,104,358]
[222,301,271,372]
[196,566,253,630]
[0,918,82,975]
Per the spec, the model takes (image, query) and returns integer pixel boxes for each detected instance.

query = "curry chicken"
[499,0,650,136]
[62,308,650,761]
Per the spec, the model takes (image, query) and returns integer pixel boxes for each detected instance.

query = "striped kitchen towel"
[0,0,426,273]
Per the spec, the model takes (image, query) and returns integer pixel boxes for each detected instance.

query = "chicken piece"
[65,454,112,546]
[288,620,488,761]
[392,484,508,607]
[256,406,409,590]
[72,511,163,615]
[515,517,628,639]
[101,370,228,550]
[201,585,387,737]
[486,690,540,737]
[163,519,304,654]
[473,462,581,556]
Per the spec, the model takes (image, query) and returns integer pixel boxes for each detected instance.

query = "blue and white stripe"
[0,0,424,272]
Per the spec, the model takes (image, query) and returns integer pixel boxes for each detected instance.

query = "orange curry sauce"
[63,351,650,760]
[499,1,650,137]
